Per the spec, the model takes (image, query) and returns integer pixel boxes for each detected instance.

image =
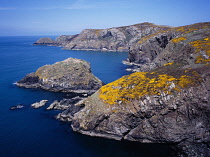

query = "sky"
[0,0,210,36]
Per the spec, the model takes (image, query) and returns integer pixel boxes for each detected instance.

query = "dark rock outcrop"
[16,58,103,93]
[56,99,85,122]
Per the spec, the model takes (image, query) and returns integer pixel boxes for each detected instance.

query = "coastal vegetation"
[99,70,200,105]
[189,37,210,63]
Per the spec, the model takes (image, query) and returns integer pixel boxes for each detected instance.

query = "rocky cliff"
[16,58,103,93]
[125,22,210,72]
[70,66,210,156]
[55,22,210,156]
[31,22,210,156]
[34,22,171,51]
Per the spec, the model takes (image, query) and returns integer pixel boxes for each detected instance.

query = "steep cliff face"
[125,22,210,72]
[70,64,210,156]
[16,58,103,93]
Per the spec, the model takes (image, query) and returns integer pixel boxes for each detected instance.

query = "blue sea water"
[0,36,170,157]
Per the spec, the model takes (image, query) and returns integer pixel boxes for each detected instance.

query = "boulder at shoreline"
[31,100,48,108]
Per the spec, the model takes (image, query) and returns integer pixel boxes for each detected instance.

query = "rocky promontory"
[53,22,210,156]
[16,58,103,93]
[30,22,210,156]
[34,22,171,52]
[70,65,210,156]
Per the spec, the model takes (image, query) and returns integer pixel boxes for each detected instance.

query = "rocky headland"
[31,22,210,156]
[48,22,210,156]
[16,58,103,93]
[34,22,171,52]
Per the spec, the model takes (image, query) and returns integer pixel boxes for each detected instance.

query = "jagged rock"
[46,100,60,110]
[56,99,86,122]
[46,97,84,110]
[16,58,103,93]
[31,100,48,108]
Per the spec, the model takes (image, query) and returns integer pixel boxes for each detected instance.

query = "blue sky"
[0,0,210,36]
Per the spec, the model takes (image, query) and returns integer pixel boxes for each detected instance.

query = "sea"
[0,36,171,157]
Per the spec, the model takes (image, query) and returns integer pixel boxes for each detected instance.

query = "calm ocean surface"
[0,36,170,157]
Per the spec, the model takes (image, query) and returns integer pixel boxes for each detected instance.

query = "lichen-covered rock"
[16,58,103,93]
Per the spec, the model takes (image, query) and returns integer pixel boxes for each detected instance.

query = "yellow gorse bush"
[189,37,210,64]
[99,72,198,105]
[171,37,186,43]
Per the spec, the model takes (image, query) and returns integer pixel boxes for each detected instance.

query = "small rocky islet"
[16,57,103,93]
[20,22,210,156]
